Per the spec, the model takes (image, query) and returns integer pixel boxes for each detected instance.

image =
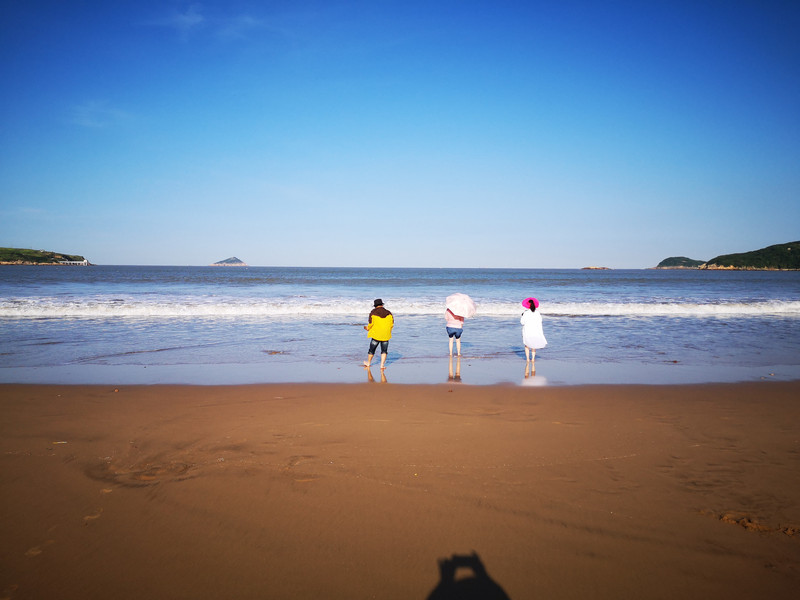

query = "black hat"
[373,298,383,307]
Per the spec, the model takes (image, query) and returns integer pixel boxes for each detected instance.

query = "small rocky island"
[210,257,248,266]
[656,241,799,270]
[0,247,90,265]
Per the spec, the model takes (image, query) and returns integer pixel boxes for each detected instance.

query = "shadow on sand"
[426,552,511,600]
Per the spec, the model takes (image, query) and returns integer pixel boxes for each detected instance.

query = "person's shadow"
[426,552,511,599]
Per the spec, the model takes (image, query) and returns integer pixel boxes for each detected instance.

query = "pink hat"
[522,297,539,309]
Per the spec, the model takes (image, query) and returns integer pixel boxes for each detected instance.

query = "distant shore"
[0,248,90,265]
[0,261,92,266]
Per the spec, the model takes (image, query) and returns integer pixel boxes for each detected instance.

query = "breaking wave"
[2,297,799,319]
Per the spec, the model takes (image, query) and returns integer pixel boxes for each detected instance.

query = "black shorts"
[368,338,389,354]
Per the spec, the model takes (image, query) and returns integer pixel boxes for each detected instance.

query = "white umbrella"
[445,293,477,318]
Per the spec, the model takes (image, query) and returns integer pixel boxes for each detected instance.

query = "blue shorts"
[446,327,463,339]
[368,338,389,355]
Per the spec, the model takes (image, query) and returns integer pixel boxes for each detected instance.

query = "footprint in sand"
[83,508,103,524]
[282,455,320,482]
[1,583,20,599]
[86,459,195,487]
[708,510,799,536]
[25,540,54,557]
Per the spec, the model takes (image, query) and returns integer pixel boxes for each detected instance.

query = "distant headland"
[655,241,799,270]
[0,247,91,265]
[210,257,248,266]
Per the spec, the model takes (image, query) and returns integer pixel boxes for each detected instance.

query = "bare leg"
[380,353,387,369]
[455,337,461,356]
[524,346,531,361]
[449,336,454,356]
[363,354,373,367]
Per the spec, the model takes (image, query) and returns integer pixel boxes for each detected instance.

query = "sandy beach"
[1,382,799,599]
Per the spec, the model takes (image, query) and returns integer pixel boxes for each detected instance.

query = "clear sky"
[1,1,798,268]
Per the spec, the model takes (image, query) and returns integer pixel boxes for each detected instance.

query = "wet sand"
[1,382,799,599]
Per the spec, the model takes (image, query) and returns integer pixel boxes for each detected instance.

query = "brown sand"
[1,382,799,599]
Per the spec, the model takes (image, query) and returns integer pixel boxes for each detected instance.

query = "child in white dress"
[520,297,547,362]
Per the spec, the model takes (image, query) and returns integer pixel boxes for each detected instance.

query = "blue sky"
[1,0,798,268]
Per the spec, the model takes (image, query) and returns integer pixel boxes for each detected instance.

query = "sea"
[1,265,799,386]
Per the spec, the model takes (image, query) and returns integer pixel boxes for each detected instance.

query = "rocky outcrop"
[210,257,247,266]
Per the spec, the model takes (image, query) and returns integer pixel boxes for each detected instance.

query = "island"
[0,247,90,265]
[701,241,799,270]
[655,257,706,269]
[655,241,799,270]
[210,257,248,266]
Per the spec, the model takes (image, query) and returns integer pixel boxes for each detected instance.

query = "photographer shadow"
[426,552,511,600]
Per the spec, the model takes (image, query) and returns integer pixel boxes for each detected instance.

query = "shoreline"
[2,355,799,387]
[2,381,799,599]
[654,266,800,271]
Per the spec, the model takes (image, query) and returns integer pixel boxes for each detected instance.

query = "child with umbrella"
[445,293,476,356]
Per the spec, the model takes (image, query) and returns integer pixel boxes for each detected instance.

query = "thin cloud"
[69,101,132,129]
[152,4,206,38]
[150,6,271,42]
[216,15,266,41]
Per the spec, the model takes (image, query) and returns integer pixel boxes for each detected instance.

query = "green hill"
[0,247,88,264]
[702,241,800,270]
[655,256,705,269]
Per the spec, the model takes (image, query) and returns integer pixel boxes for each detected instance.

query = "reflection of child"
[520,298,547,362]
[445,308,465,356]
[448,356,462,383]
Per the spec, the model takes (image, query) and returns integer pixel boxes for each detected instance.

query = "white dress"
[520,309,547,349]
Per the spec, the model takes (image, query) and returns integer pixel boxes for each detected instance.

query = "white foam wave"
[2,297,799,319]
[539,301,800,317]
